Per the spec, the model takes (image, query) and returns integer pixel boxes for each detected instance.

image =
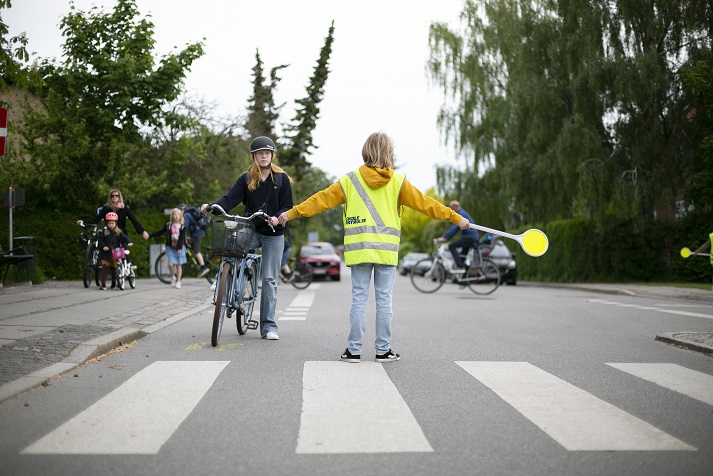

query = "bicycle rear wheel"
[212,261,233,346]
[291,262,313,289]
[466,260,501,295]
[128,263,136,289]
[410,259,446,293]
[154,251,172,284]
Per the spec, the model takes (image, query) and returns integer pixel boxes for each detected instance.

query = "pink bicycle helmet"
[105,212,119,222]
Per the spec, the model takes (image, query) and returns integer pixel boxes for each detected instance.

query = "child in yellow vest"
[691,232,713,290]
[278,131,470,362]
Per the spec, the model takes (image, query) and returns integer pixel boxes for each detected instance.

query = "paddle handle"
[468,223,519,241]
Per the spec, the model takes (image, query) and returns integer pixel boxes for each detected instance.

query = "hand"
[127,243,133,247]
[436,237,446,243]
[103,246,108,251]
[142,231,149,240]
[200,204,209,214]
[458,218,471,230]
[278,212,289,226]
[269,216,279,227]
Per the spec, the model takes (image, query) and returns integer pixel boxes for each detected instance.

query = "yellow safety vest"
[339,170,404,266]
[710,232,713,265]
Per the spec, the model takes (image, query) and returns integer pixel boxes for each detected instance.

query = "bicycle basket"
[211,217,256,258]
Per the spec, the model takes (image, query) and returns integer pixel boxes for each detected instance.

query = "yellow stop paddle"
[470,224,549,257]
[680,247,712,258]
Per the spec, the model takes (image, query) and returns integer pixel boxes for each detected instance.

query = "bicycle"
[153,241,218,285]
[76,221,101,288]
[410,239,501,295]
[112,246,136,290]
[208,204,273,347]
[282,258,313,289]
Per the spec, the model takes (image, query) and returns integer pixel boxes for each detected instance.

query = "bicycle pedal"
[247,320,259,330]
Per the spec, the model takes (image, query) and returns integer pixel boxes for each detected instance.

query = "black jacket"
[149,223,187,250]
[86,205,146,236]
[211,172,293,236]
[98,229,132,262]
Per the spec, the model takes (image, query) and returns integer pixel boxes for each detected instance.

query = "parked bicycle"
[410,239,501,295]
[153,241,218,285]
[112,246,137,290]
[207,204,273,347]
[76,220,101,288]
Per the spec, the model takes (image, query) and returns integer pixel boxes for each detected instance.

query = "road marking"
[607,363,713,406]
[280,289,317,321]
[21,361,229,454]
[456,361,696,451]
[296,361,433,454]
[588,299,713,320]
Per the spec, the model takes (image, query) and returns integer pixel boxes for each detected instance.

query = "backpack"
[187,207,211,231]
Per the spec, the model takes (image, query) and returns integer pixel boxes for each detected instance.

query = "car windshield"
[301,245,335,256]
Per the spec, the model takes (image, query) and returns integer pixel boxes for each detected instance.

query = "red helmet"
[105,212,119,222]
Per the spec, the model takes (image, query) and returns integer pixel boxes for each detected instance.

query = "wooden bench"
[0,244,34,283]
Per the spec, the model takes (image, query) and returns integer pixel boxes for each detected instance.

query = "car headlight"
[508,260,516,269]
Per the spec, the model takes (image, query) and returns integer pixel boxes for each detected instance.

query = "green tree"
[244,50,287,140]
[2,0,203,208]
[281,21,335,180]
[0,0,33,93]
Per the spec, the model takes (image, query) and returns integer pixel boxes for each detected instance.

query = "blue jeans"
[348,264,397,355]
[249,233,283,336]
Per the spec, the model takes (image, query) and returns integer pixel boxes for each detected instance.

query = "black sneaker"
[375,349,400,362]
[197,266,210,278]
[340,348,361,363]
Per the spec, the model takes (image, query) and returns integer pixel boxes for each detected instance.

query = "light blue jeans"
[348,263,397,355]
[249,233,283,336]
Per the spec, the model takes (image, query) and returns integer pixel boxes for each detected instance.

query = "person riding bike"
[436,201,479,271]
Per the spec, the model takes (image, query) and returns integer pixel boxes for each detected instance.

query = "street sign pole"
[0,107,7,157]
[8,187,13,252]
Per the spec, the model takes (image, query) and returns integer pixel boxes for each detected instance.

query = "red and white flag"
[0,107,7,156]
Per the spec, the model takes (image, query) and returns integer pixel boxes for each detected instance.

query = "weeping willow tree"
[428,0,712,227]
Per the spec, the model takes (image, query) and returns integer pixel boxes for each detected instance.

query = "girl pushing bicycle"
[201,136,294,341]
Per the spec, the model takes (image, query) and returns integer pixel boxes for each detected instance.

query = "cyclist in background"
[178,203,211,278]
[436,201,479,271]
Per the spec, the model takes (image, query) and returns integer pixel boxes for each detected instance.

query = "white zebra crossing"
[296,361,433,454]
[455,361,696,451]
[588,298,713,320]
[20,360,707,455]
[280,284,319,321]
[606,363,713,406]
[21,361,229,455]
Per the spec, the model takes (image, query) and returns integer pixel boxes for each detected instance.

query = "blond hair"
[171,208,184,224]
[362,132,394,169]
[247,153,288,191]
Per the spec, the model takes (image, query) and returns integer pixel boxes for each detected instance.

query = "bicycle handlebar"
[206,204,275,233]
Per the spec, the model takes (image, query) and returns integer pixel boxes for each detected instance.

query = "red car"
[297,242,341,281]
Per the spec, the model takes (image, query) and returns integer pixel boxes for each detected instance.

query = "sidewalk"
[1,280,711,403]
[0,279,213,403]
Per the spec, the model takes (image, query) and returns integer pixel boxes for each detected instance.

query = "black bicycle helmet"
[250,136,277,153]
[177,203,187,211]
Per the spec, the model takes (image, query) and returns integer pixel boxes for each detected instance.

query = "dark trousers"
[448,236,477,267]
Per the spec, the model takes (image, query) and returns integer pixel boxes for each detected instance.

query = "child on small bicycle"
[98,212,133,290]
[149,208,187,289]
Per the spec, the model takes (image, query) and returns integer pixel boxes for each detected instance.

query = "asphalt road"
[1,275,712,475]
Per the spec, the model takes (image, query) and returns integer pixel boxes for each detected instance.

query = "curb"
[0,301,213,403]
[655,332,713,355]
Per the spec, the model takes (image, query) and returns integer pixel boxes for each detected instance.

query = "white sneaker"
[264,331,279,340]
[171,276,176,287]
[175,281,182,289]
[210,282,216,291]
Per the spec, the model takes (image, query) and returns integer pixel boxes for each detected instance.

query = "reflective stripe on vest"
[340,170,404,266]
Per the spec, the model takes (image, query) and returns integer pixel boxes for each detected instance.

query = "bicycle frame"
[208,204,273,346]
[77,221,101,288]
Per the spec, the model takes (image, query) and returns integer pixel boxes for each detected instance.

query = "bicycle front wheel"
[116,261,125,290]
[410,259,446,293]
[83,244,94,288]
[212,261,233,347]
[237,261,259,335]
[466,260,501,295]
[291,262,313,289]
[154,251,172,284]
[128,263,136,289]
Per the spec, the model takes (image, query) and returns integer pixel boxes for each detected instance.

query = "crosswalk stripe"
[456,361,696,451]
[296,361,433,454]
[21,361,229,454]
[607,363,713,406]
[279,289,317,321]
